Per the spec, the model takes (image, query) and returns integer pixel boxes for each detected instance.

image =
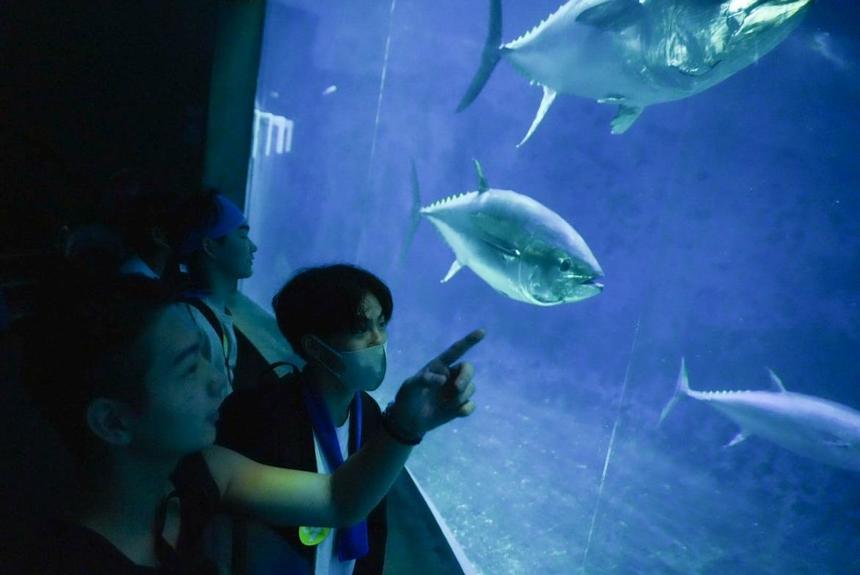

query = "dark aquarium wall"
[241,1,860,573]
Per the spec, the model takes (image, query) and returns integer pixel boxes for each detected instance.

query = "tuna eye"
[560,260,572,272]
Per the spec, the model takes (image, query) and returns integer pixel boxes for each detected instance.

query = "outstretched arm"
[203,329,484,527]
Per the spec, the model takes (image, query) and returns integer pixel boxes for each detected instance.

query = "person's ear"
[85,398,137,447]
[201,236,219,260]
[301,334,321,363]
[150,227,170,251]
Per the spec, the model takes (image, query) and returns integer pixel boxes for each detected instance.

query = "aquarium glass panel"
[242,1,860,573]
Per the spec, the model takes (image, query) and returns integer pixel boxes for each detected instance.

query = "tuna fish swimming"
[458,0,813,145]
[416,160,603,306]
[660,359,860,472]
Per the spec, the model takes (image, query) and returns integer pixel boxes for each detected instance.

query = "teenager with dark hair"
[216,265,399,575]
[83,171,219,282]
[178,192,256,388]
[100,171,182,279]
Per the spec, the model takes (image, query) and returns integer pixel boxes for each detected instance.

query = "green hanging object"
[298,525,331,546]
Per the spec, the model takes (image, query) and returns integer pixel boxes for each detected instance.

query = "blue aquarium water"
[240,1,860,573]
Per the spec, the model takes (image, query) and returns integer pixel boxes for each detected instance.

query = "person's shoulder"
[218,372,305,442]
[222,371,303,412]
[181,301,217,337]
[216,370,309,463]
[182,299,214,325]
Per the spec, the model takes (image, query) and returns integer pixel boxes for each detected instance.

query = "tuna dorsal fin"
[724,430,751,448]
[517,85,557,147]
[441,260,464,283]
[766,368,787,392]
[610,104,643,134]
[473,159,489,193]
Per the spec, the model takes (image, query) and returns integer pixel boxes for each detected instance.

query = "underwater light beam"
[367,0,396,177]
[582,315,641,571]
[355,0,397,261]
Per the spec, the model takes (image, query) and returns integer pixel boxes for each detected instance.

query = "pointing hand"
[387,329,485,440]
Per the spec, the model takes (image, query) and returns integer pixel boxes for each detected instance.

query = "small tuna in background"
[810,31,850,70]
[458,0,813,145]
[660,358,860,472]
[409,159,603,306]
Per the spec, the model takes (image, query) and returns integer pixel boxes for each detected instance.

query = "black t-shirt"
[9,452,220,575]
[216,370,389,575]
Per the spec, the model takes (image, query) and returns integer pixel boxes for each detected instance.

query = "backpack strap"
[181,297,231,384]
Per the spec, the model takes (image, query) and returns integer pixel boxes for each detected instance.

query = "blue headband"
[179,194,246,257]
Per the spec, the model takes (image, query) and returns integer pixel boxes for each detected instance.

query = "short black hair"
[272,264,393,360]
[21,269,175,458]
[100,171,220,258]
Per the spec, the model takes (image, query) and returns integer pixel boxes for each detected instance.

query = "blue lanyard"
[301,382,369,561]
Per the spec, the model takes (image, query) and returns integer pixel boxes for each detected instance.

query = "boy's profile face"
[126,304,230,458]
[306,292,389,393]
[211,224,257,280]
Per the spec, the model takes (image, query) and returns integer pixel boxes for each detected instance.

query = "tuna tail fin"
[456,0,503,112]
[398,159,423,266]
[659,357,691,426]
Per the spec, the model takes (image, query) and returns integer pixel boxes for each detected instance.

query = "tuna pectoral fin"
[441,260,464,283]
[610,104,643,134]
[517,85,557,147]
[659,358,690,426]
[456,0,503,112]
[483,238,520,259]
[724,430,751,448]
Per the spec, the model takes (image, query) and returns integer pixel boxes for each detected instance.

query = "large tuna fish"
[458,0,813,145]
[660,359,860,472]
[418,160,603,306]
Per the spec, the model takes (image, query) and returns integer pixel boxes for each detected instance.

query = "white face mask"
[310,336,387,391]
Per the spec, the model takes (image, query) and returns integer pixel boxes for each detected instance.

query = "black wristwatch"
[381,402,424,446]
